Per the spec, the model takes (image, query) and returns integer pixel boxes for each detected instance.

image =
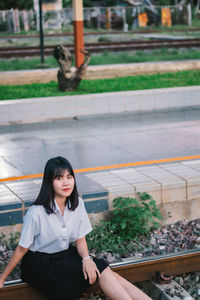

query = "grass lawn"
[1,70,200,101]
[1,48,200,71]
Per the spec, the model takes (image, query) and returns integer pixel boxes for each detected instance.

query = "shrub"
[111,192,162,240]
[0,232,21,280]
[87,192,162,254]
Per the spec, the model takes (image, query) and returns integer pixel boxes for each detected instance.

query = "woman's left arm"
[76,237,100,285]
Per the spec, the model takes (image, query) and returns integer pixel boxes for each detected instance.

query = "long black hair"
[33,156,79,214]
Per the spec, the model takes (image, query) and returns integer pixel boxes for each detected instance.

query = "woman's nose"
[63,178,69,185]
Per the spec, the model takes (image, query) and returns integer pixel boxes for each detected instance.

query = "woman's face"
[53,169,75,200]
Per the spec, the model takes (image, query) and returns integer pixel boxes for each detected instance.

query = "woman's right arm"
[0,245,28,288]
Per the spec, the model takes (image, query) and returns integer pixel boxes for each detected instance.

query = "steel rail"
[1,249,200,300]
[1,38,200,58]
[2,38,200,49]
[111,248,200,282]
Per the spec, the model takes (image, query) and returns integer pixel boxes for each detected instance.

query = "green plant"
[0,232,20,250]
[87,220,122,253]
[111,192,162,240]
[0,232,21,280]
[87,192,162,254]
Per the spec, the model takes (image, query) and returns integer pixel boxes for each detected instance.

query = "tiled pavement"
[1,159,200,228]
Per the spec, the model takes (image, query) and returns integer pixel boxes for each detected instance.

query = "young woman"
[0,156,151,300]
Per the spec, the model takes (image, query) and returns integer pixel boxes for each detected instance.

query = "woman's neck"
[55,197,66,207]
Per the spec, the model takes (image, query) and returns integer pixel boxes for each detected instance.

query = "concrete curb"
[0,60,200,85]
[0,86,200,125]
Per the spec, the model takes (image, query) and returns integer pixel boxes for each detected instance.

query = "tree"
[0,0,33,10]
[53,45,91,92]
[62,0,71,7]
[103,0,120,5]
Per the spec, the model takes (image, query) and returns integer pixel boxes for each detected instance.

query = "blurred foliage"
[62,0,72,7]
[0,232,21,281]
[0,0,33,10]
[0,0,197,10]
[103,0,119,6]
[154,0,198,5]
[83,0,93,7]
[154,0,172,4]
[43,0,58,2]
[0,0,92,10]
[62,0,93,7]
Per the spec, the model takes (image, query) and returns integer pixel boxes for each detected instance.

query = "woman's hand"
[0,275,5,289]
[75,237,100,284]
[82,258,100,285]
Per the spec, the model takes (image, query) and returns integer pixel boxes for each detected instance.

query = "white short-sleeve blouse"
[18,197,92,253]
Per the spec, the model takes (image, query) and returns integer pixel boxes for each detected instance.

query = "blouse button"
[62,224,65,228]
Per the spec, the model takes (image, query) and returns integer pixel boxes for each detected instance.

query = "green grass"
[91,48,200,65]
[1,70,200,101]
[1,48,200,71]
[0,57,59,71]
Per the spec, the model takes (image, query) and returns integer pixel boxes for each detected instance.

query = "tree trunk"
[53,45,91,92]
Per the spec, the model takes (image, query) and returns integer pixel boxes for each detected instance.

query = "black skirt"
[20,245,109,300]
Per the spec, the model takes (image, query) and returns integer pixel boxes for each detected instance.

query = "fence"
[0,5,196,34]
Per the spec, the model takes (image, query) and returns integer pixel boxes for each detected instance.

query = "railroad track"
[1,38,200,58]
[1,249,200,300]
[1,27,200,39]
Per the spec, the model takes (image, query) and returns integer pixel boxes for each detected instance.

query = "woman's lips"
[63,188,71,192]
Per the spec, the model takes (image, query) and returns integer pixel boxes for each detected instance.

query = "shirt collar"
[54,199,63,214]
[54,199,70,214]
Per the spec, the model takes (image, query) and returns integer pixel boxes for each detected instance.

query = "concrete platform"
[0,60,200,86]
[1,159,200,232]
[0,109,200,180]
[1,86,200,125]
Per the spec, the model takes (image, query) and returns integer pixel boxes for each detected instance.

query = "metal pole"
[73,0,84,68]
[39,0,44,64]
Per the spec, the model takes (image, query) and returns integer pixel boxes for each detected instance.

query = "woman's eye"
[68,175,73,179]
[56,176,61,180]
